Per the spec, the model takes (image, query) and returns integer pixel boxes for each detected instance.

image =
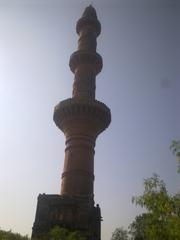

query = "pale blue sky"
[0,0,179,239]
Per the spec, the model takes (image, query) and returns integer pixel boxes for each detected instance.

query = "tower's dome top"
[76,5,101,36]
[82,5,97,19]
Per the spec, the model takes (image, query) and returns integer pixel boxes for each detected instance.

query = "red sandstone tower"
[32,6,111,240]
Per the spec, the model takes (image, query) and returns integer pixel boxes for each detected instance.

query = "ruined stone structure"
[32,6,111,240]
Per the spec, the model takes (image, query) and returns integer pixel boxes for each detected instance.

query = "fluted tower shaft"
[71,7,101,99]
[54,5,111,199]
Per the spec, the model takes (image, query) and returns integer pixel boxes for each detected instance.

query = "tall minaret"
[54,5,111,199]
[32,6,111,240]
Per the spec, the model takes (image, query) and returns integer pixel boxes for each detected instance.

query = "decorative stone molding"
[53,98,111,134]
[69,51,103,75]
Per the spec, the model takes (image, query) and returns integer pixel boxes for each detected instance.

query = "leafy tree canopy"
[128,213,149,240]
[131,174,180,240]
[170,140,180,173]
[0,229,29,240]
[32,226,86,240]
[49,226,85,240]
[111,227,129,240]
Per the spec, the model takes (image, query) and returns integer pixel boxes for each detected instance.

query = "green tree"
[0,229,29,240]
[129,213,149,240]
[68,231,85,240]
[48,226,85,240]
[170,140,180,173]
[111,227,129,240]
[131,174,180,240]
[49,227,69,240]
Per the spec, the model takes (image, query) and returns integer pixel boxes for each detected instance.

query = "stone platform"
[32,194,101,240]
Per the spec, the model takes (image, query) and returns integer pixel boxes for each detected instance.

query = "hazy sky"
[0,0,179,239]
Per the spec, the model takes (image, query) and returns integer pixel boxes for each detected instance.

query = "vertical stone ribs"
[72,4,101,99]
[70,12,102,100]
[53,5,111,199]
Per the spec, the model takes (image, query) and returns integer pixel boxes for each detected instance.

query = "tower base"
[32,194,101,240]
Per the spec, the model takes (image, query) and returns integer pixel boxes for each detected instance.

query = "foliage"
[131,174,180,240]
[111,227,129,240]
[129,213,149,240]
[68,230,85,240]
[0,229,29,240]
[48,226,85,240]
[170,140,180,173]
[0,226,85,240]
[49,226,69,240]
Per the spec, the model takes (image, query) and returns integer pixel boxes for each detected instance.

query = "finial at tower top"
[76,5,101,36]
[82,5,97,19]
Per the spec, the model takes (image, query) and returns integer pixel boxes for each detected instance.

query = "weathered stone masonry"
[32,6,111,240]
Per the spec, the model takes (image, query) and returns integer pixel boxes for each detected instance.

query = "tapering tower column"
[32,6,111,240]
[54,5,111,200]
